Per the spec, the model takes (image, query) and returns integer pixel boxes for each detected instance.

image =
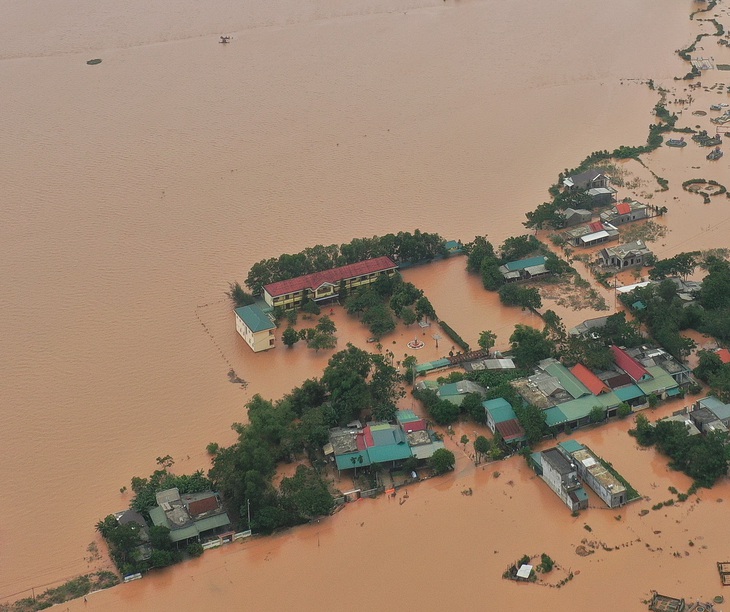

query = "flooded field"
[1,0,728,608]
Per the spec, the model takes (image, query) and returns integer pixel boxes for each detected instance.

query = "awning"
[666,387,682,397]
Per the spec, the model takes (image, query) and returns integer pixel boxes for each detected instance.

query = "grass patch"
[6,572,119,611]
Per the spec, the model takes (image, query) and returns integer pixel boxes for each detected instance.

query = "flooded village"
[3,0,730,610]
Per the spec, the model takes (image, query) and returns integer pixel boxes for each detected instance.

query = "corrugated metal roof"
[570,364,610,395]
[484,398,517,424]
[580,230,609,243]
[616,202,631,215]
[264,256,397,297]
[613,384,644,402]
[637,366,678,395]
[504,256,547,271]
[543,361,591,399]
[559,439,584,454]
[235,304,275,332]
[611,345,650,382]
[495,418,526,441]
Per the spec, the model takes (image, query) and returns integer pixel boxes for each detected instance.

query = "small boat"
[707,146,724,160]
[666,137,687,147]
[219,36,231,44]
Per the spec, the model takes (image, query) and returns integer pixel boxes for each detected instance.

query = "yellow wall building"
[262,256,398,310]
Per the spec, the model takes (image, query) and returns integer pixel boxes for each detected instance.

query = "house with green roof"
[437,380,488,406]
[234,304,276,352]
[149,488,232,545]
[636,366,679,398]
[498,256,549,282]
[483,398,527,447]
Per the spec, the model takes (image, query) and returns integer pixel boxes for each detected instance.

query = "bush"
[187,542,204,557]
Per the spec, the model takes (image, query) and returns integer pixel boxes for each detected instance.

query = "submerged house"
[149,488,232,545]
[262,256,398,310]
[326,414,444,473]
[533,447,589,511]
[483,398,527,447]
[558,440,628,508]
[563,169,611,191]
[599,201,649,226]
[598,240,653,269]
[235,304,276,352]
[564,221,619,248]
[498,256,549,282]
[561,207,592,227]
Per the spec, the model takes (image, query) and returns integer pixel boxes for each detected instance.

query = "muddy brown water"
[1,0,727,608]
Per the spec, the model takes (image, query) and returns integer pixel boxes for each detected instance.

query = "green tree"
[629,413,655,446]
[513,402,548,445]
[282,326,300,348]
[401,307,417,326]
[149,525,172,551]
[415,296,437,321]
[362,303,396,339]
[509,325,555,369]
[474,435,491,462]
[316,315,337,336]
[499,284,542,310]
[280,465,335,520]
[227,282,256,307]
[589,406,606,424]
[478,330,497,352]
[460,392,487,423]
[430,448,456,474]
[428,398,460,425]
[369,355,404,422]
[617,403,632,419]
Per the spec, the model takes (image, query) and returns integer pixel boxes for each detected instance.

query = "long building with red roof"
[262,256,398,309]
[611,345,651,383]
[570,363,611,395]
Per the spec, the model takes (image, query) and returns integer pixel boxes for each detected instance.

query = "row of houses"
[234,256,399,352]
[325,411,445,474]
[510,346,689,432]
[531,440,628,511]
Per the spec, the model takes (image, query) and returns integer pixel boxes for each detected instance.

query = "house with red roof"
[564,220,619,247]
[717,348,730,364]
[600,200,650,226]
[570,364,611,395]
[611,345,652,383]
[262,257,398,310]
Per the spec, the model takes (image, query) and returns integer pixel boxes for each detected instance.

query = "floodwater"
[0,0,725,608]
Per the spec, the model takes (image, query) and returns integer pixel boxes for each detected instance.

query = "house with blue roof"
[234,304,276,352]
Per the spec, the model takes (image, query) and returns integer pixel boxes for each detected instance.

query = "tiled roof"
[570,364,610,395]
[264,256,397,297]
[187,496,219,518]
[589,221,604,232]
[611,345,650,382]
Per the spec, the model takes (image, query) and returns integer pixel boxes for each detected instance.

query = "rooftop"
[495,418,526,442]
[235,304,275,333]
[263,256,397,297]
[542,448,576,476]
[541,360,591,399]
[484,398,517,424]
[571,448,625,496]
[611,345,650,382]
[503,255,547,272]
[570,363,610,395]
